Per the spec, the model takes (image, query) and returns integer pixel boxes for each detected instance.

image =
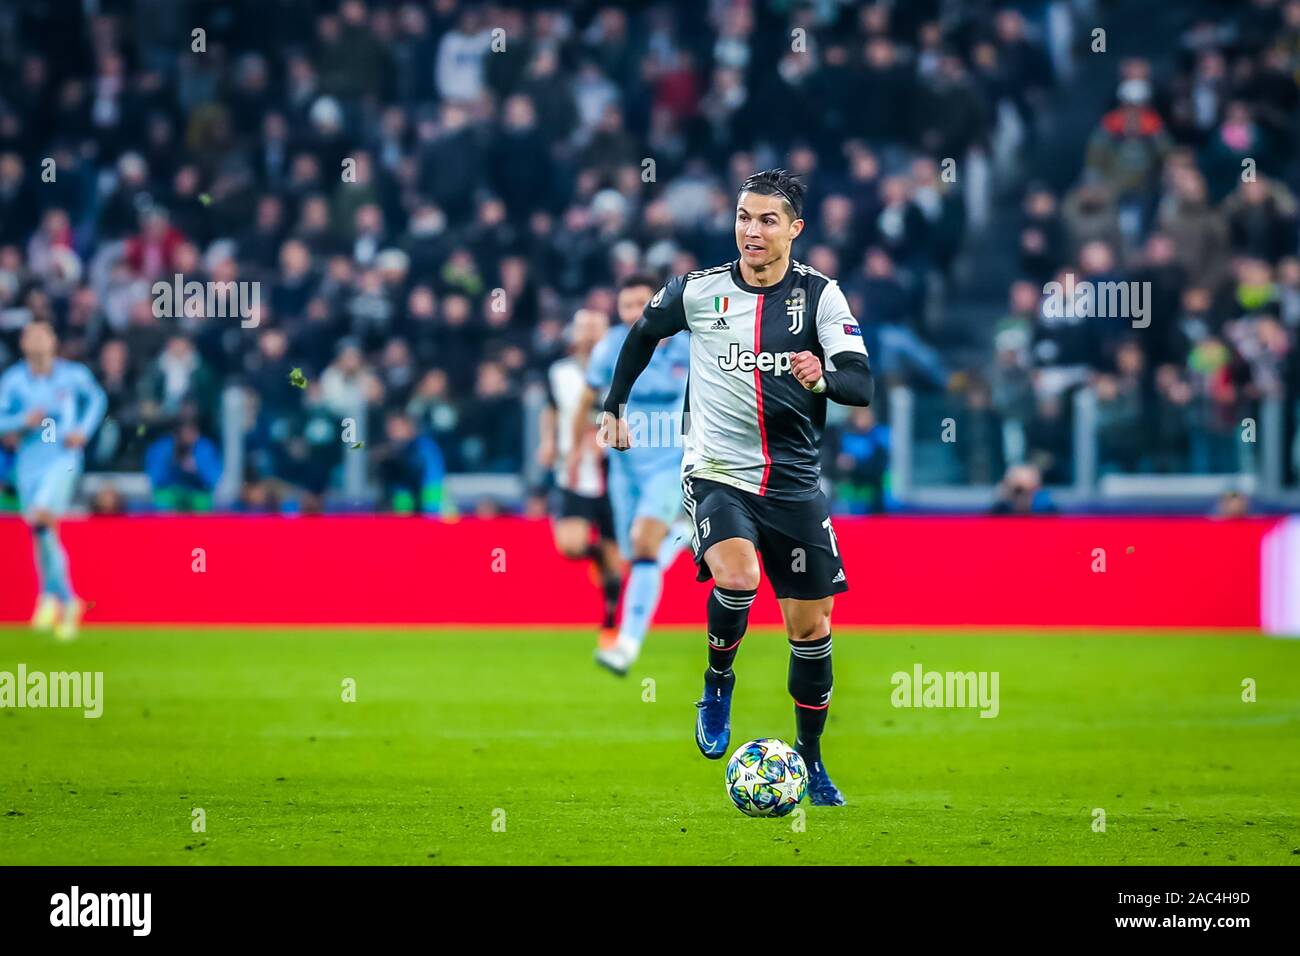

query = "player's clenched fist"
[598,410,632,451]
[791,351,823,390]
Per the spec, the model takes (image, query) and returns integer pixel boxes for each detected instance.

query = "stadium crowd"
[974,0,1300,493]
[0,0,1296,514]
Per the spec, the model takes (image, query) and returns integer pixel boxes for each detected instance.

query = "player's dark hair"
[738,168,806,221]
[618,273,660,293]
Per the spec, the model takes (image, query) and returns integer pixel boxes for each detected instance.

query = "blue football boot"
[804,756,846,806]
[694,669,734,759]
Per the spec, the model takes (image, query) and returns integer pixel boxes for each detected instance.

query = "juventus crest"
[785,287,805,334]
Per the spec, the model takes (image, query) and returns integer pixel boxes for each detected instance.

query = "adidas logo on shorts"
[831,568,846,584]
[710,317,730,330]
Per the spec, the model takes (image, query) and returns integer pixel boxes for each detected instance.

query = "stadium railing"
[889,385,1293,511]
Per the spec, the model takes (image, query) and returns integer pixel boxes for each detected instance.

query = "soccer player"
[0,320,108,640]
[574,274,690,675]
[599,170,875,805]
[538,308,623,646]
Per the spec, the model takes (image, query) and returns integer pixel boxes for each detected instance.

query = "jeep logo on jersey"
[713,296,730,314]
[718,341,793,375]
[786,287,805,334]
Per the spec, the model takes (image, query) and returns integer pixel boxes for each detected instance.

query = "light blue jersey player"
[0,321,107,639]
[575,274,690,674]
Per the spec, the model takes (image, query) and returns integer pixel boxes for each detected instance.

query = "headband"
[742,178,801,218]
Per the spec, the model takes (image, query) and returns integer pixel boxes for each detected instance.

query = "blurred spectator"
[267,382,344,514]
[320,339,382,421]
[1155,166,1229,291]
[1019,184,1064,284]
[125,208,187,279]
[1061,181,1122,261]
[457,361,522,473]
[406,367,461,467]
[90,483,127,516]
[1200,102,1276,201]
[1221,177,1298,262]
[1024,393,1072,485]
[953,376,1005,485]
[829,406,890,514]
[990,464,1057,515]
[145,412,222,511]
[371,411,445,514]
[1084,78,1170,237]
[139,335,219,431]
[991,311,1035,467]
[1216,488,1250,517]
[1095,362,1146,476]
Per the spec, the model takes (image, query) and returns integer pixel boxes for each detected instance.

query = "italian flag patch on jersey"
[713,296,730,314]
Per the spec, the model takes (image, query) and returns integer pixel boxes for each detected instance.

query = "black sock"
[706,585,756,674]
[587,544,620,629]
[788,632,832,768]
[600,570,621,629]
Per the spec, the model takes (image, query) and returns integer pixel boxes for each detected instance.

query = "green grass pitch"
[2,625,1298,865]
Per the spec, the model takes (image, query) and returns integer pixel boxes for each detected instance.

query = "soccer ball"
[724,738,808,817]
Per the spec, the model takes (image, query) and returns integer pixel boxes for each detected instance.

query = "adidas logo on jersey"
[831,568,846,584]
[718,341,794,375]
[709,317,730,330]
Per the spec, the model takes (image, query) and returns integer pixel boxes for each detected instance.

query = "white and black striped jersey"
[618,260,870,500]
[545,355,605,497]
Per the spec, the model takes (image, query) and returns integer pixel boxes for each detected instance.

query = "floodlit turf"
[1,625,1298,865]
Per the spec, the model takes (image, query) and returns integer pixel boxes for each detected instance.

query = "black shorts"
[550,488,616,542]
[682,477,849,600]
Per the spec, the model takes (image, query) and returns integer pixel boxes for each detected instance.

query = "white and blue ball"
[724,738,808,817]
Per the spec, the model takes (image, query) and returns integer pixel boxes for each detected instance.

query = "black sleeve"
[601,275,689,415]
[822,351,874,407]
[541,366,558,411]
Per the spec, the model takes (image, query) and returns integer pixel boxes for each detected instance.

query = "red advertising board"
[0,516,1269,627]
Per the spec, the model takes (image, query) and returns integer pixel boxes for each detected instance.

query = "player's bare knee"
[31,510,55,530]
[630,519,666,561]
[553,525,588,559]
[560,540,588,560]
[788,616,830,642]
[630,534,660,562]
[713,563,760,592]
